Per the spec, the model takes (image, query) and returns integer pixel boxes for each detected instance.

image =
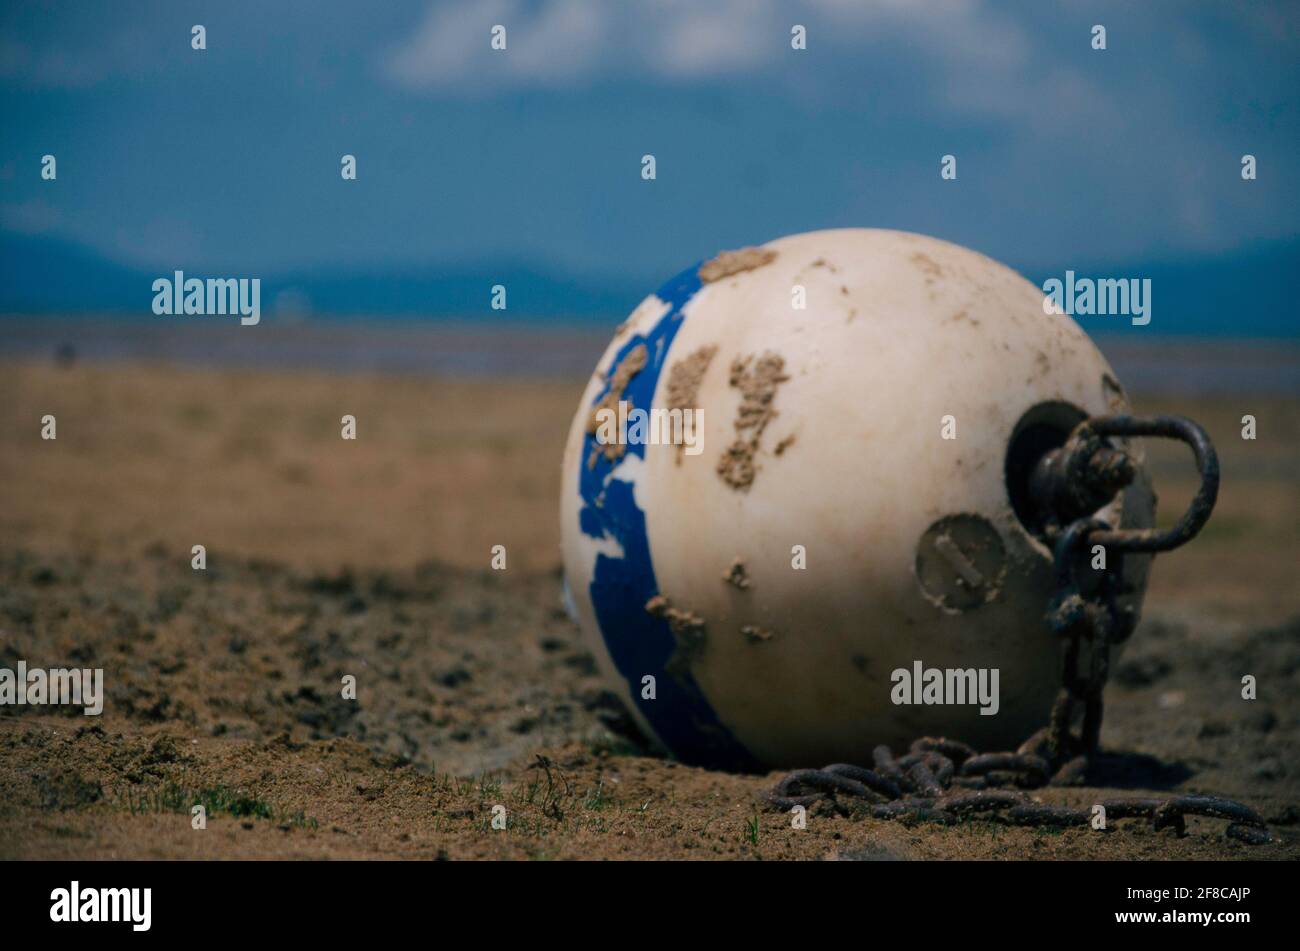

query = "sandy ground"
[0,357,1296,860]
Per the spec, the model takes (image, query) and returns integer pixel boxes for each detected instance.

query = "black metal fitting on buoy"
[1030,414,1220,552]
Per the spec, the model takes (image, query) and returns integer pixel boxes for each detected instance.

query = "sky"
[1,0,1297,331]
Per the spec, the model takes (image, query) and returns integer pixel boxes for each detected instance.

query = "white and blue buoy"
[560,229,1154,770]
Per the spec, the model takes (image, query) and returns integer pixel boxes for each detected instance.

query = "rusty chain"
[766,415,1272,845]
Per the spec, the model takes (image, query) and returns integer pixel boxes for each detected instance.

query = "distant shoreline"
[2,317,1297,395]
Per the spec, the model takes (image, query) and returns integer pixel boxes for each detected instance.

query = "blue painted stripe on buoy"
[576,265,760,772]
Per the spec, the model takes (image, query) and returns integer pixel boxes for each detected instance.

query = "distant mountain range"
[2,231,1296,337]
[0,233,643,323]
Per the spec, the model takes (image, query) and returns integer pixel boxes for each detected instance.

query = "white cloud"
[381,0,1036,97]
[649,0,777,78]
[386,0,609,89]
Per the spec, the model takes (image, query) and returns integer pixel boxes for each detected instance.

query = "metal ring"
[1075,415,1220,553]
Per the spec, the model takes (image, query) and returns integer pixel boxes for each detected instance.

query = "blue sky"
[1,1,1297,330]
